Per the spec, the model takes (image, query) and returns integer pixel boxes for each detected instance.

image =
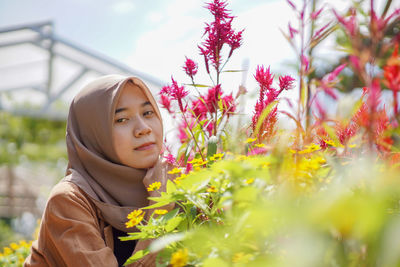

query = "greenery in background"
[0,112,67,165]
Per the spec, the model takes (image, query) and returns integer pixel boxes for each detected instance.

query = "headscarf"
[63,75,163,232]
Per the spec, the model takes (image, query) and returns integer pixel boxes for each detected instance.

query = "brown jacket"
[24,181,154,267]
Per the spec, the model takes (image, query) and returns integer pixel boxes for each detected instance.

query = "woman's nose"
[134,119,152,137]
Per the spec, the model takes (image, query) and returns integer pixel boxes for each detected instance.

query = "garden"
[1,0,400,266]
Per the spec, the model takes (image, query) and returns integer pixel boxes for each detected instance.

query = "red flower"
[278,75,295,91]
[383,43,400,116]
[183,57,198,78]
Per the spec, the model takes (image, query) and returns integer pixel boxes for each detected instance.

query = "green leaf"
[184,83,210,87]
[165,216,184,232]
[203,257,230,267]
[123,249,149,265]
[166,179,177,194]
[119,232,148,241]
[161,208,180,223]
[221,70,245,72]
[254,101,278,138]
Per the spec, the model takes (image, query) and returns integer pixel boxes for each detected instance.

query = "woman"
[25,75,174,267]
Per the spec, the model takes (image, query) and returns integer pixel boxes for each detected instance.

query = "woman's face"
[112,82,163,169]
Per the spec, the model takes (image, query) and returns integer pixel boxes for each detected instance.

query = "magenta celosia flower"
[199,0,244,72]
[325,63,347,82]
[301,54,309,72]
[287,0,296,10]
[159,94,173,114]
[319,64,347,100]
[311,7,323,20]
[248,147,268,156]
[170,77,189,101]
[164,153,176,165]
[333,8,358,36]
[288,22,298,39]
[254,65,274,97]
[313,22,330,39]
[349,55,361,72]
[221,93,236,116]
[205,84,223,112]
[183,57,198,78]
[278,75,295,91]
[160,77,188,113]
[191,98,208,120]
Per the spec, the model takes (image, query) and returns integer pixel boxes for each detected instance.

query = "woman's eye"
[115,118,128,123]
[144,110,154,117]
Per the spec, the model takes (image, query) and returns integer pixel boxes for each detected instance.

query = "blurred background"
[0,0,396,247]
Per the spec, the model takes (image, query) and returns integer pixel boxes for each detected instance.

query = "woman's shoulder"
[46,180,95,211]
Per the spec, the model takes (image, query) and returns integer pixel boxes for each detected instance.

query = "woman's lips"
[135,143,156,151]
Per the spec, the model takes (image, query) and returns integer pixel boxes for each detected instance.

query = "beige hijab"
[63,75,163,232]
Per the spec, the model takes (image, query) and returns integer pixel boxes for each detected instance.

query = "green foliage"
[0,112,67,165]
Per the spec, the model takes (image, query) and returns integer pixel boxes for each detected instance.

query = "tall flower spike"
[183,57,198,78]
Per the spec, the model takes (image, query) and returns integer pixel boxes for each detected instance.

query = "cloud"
[111,0,136,14]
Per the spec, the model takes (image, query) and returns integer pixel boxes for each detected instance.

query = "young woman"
[24,75,174,267]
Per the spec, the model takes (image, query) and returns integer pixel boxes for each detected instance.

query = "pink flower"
[228,30,244,58]
[349,55,361,72]
[159,94,173,114]
[164,153,176,165]
[288,22,298,39]
[325,63,347,82]
[287,0,296,10]
[191,98,208,120]
[311,7,323,20]
[278,75,295,91]
[247,147,268,156]
[254,65,274,98]
[205,84,223,112]
[199,0,244,72]
[301,54,309,72]
[333,8,358,36]
[313,22,331,39]
[170,77,189,101]
[183,57,198,78]
[221,93,236,116]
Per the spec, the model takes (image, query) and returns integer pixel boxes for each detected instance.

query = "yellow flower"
[3,247,12,256]
[207,185,218,193]
[147,181,161,192]
[245,178,254,184]
[192,160,208,167]
[188,158,202,164]
[323,139,335,146]
[210,153,224,161]
[174,173,188,185]
[168,168,182,174]
[245,137,257,144]
[232,252,252,263]
[254,143,265,148]
[298,143,321,154]
[126,209,145,228]
[235,155,247,161]
[170,248,189,267]
[154,209,168,215]
[10,242,19,250]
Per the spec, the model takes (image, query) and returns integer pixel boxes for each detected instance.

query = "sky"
[0,0,394,141]
[0,0,344,85]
